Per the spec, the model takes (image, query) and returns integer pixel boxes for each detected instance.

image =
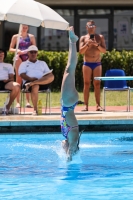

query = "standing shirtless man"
[79,20,106,111]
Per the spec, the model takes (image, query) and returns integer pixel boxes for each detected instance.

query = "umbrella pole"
[13,24,22,69]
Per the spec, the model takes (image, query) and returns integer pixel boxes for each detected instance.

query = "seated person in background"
[18,45,54,115]
[0,48,20,115]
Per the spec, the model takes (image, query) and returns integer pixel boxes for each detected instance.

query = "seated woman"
[60,27,81,162]
[0,49,20,115]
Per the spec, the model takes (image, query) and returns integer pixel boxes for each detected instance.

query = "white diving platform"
[94,76,133,81]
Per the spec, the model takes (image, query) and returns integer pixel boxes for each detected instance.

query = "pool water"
[0,132,133,200]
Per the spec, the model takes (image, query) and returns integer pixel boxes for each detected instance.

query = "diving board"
[94,76,133,81]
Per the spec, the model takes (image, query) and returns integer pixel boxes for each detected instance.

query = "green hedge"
[5,49,133,91]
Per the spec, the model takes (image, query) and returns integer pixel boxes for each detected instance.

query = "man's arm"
[20,73,38,82]
[25,72,54,87]
[42,72,54,84]
[79,36,89,54]
[18,62,37,81]
[3,74,14,83]
[97,35,106,53]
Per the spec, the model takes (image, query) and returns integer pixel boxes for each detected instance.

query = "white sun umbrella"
[0,0,69,67]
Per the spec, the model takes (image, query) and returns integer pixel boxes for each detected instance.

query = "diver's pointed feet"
[69,26,79,43]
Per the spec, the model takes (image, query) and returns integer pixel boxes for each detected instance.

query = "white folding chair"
[0,90,15,114]
[20,88,51,114]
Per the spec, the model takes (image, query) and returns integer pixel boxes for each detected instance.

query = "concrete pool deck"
[0,105,133,133]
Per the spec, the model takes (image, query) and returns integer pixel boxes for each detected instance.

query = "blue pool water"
[0,132,133,200]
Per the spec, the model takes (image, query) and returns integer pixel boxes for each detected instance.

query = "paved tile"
[0,105,133,133]
[0,106,133,123]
